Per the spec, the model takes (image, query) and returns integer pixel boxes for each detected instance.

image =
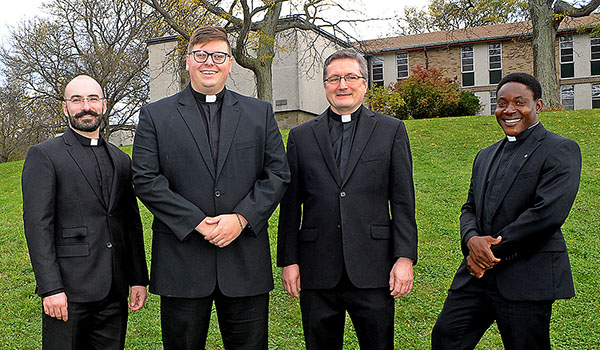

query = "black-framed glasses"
[189,50,231,64]
[64,96,105,105]
[324,74,366,85]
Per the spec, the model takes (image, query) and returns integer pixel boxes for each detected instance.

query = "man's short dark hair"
[187,26,231,54]
[496,73,542,100]
[323,49,368,83]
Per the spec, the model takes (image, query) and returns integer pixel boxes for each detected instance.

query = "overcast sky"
[0,0,431,47]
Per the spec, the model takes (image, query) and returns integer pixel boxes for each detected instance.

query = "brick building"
[361,14,600,115]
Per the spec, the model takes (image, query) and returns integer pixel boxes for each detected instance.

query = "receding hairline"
[64,75,103,98]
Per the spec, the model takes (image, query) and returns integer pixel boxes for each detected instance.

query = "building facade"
[361,14,600,115]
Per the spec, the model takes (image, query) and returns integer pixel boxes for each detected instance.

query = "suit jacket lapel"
[63,129,105,206]
[176,85,216,179]
[311,112,342,186]
[342,106,376,186]
[492,124,546,213]
[216,90,241,180]
[106,144,122,211]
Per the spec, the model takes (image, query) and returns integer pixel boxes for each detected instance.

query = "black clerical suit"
[131,84,289,349]
[22,128,148,349]
[432,123,581,349]
[277,106,418,349]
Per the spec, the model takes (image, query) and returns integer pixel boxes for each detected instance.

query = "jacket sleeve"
[276,129,302,267]
[121,155,149,286]
[389,121,418,263]
[22,145,64,296]
[233,103,291,235]
[459,151,482,257]
[131,105,207,241]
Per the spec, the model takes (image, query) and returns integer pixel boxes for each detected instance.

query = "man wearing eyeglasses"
[277,49,418,349]
[22,75,149,349]
[132,26,289,350]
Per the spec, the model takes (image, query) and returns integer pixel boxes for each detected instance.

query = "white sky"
[0,0,431,47]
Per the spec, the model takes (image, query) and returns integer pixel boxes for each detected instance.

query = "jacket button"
[337,224,341,228]
[106,242,113,248]
[340,191,346,198]
[215,190,221,198]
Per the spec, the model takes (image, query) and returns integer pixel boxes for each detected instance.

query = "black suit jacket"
[277,106,418,289]
[132,85,290,298]
[451,123,581,301]
[22,128,148,302]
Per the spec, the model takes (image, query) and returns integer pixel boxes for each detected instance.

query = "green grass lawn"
[1,110,598,349]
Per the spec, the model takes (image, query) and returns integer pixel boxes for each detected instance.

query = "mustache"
[74,110,101,119]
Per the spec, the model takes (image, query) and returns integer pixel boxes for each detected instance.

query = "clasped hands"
[466,235,502,278]
[195,213,247,248]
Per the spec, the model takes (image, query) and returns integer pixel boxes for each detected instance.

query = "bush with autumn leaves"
[366,65,481,119]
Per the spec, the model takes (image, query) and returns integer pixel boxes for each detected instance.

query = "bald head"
[64,75,104,100]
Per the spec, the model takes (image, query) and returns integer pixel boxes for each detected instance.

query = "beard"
[68,109,102,132]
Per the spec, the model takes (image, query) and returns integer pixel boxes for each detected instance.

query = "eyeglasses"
[64,96,105,105]
[189,50,231,64]
[324,74,366,85]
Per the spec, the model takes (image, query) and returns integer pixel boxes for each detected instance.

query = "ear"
[185,54,191,71]
[535,99,544,113]
[62,101,68,117]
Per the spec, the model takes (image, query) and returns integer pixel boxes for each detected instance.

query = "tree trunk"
[529,0,561,109]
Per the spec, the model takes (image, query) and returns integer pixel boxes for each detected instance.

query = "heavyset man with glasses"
[277,49,418,349]
[132,26,289,349]
[22,75,148,349]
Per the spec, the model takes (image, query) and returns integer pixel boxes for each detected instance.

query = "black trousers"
[300,269,395,350]
[431,273,553,350]
[42,293,128,350]
[160,289,269,350]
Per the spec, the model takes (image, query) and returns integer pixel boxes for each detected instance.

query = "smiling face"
[495,82,543,136]
[62,75,106,136]
[186,40,232,95]
[324,58,368,115]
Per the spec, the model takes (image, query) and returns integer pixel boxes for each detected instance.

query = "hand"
[195,217,217,237]
[466,235,502,270]
[203,214,246,248]
[43,292,68,322]
[466,255,486,278]
[129,285,148,311]
[282,264,301,298]
[389,257,414,298]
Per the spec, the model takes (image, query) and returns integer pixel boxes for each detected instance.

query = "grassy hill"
[1,110,598,349]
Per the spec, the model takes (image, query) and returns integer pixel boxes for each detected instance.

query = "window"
[592,83,600,108]
[591,37,600,76]
[561,85,574,110]
[371,56,384,87]
[397,52,409,79]
[488,43,502,84]
[490,90,497,115]
[461,46,475,87]
[560,35,574,78]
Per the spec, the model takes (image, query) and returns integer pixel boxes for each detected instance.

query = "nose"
[338,78,349,89]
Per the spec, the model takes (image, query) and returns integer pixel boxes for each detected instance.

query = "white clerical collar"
[506,122,540,142]
[341,114,351,123]
[90,138,99,146]
[206,95,217,103]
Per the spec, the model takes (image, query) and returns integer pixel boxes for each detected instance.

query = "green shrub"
[366,65,481,119]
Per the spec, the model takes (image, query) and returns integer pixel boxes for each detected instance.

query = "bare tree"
[141,0,364,103]
[0,78,54,162]
[529,0,600,109]
[0,0,164,141]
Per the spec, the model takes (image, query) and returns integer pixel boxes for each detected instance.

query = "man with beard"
[22,75,149,350]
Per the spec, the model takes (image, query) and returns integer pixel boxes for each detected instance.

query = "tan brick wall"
[502,39,534,75]
[408,46,463,83]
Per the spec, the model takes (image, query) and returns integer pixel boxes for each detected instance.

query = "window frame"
[396,52,409,79]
